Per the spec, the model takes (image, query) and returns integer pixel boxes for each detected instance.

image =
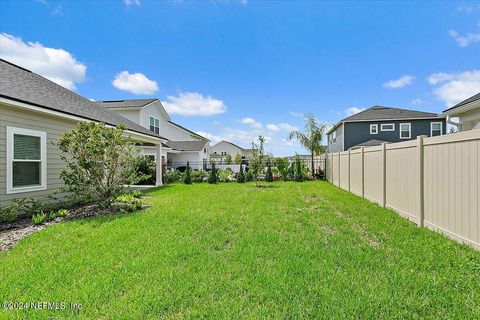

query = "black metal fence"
[165,157,327,180]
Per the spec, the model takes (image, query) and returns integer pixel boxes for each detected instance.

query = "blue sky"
[1,0,479,155]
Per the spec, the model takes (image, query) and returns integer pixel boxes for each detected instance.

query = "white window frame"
[430,122,443,136]
[380,123,395,131]
[332,131,337,143]
[149,115,160,134]
[370,124,378,134]
[6,127,47,194]
[399,123,411,139]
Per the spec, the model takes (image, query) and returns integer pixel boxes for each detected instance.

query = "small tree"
[208,161,217,184]
[56,122,146,205]
[294,155,304,182]
[276,157,289,181]
[225,154,233,164]
[265,161,273,182]
[234,152,242,164]
[249,136,265,187]
[183,161,192,184]
[237,164,245,183]
[288,114,327,178]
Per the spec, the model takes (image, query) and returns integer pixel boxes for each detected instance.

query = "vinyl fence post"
[361,147,365,198]
[337,152,341,187]
[347,149,351,192]
[418,136,425,227]
[382,143,386,208]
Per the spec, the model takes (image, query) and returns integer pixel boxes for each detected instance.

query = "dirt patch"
[351,223,380,249]
[318,224,336,234]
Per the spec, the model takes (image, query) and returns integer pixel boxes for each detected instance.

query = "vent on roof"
[372,106,389,110]
[102,100,125,103]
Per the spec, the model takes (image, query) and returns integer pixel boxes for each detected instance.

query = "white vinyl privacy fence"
[325,130,480,249]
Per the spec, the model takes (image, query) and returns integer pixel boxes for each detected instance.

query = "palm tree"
[288,114,327,177]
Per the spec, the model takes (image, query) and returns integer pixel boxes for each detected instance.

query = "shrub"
[237,165,245,183]
[56,122,147,205]
[57,209,69,218]
[245,169,254,182]
[129,190,143,198]
[225,154,233,164]
[276,157,289,181]
[163,170,182,184]
[32,212,46,225]
[208,162,217,184]
[218,169,233,182]
[183,162,192,184]
[0,202,21,223]
[191,170,207,182]
[265,161,273,182]
[294,155,304,182]
[250,136,266,186]
[134,156,156,185]
[116,194,143,213]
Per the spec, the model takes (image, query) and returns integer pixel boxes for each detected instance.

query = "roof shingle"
[165,140,208,151]
[342,106,441,122]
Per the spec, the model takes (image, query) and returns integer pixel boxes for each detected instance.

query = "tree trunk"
[311,151,315,179]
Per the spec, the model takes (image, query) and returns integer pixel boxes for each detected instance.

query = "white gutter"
[446,115,462,131]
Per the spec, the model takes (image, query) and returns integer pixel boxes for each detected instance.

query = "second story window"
[332,131,337,143]
[370,124,378,134]
[149,116,160,134]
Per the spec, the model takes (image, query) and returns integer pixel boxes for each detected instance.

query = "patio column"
[155,143,163,186]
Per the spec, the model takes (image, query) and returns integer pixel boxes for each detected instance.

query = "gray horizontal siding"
[1,104,77,205]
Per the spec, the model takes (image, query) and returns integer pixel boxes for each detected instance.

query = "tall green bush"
[250,136,265,187]
[237,165,245,183]
[183,162,192,184]
[294,155,304,182]
[265,161,273,182]
[56,122,146,205]
[276,157,289,181]
[208,162,217,184]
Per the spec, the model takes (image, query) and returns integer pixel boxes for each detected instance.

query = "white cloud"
[427,72,455,85]
[196,131,221,143]
[448,29,480,47]
[411,98,422,105]
[124,0,140,6]
[289,111,304,118]
[163,92,227,116]
[0,33,86,90]
[241,117,262,129]
[266,124,280,132]
[345,107,365,116]
[112,71,158,95]
[427,70,480,106]
[382,75,415,89]
[278,123,298,132]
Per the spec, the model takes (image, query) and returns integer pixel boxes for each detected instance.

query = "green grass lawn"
[1,182,479,319]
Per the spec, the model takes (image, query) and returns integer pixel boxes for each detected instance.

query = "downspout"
[446,115,462,132]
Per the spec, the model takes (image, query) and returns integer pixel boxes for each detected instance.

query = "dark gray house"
[327,106,447,152]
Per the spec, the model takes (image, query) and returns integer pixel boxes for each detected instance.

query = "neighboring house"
[327,106,446,152]
[0,59,167,205]
[99,99,212,169]
[442,92,480,132]
[211,140,252,161]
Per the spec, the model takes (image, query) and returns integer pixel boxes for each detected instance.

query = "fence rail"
[325,130,480,250]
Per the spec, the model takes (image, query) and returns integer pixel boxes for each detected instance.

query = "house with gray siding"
[0,59,167,205]
[327,106,446,152]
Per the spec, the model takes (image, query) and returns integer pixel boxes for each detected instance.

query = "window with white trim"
[370,124,378,134]
[149,116,160,134]
[399,123,411,139]
[430,122,442,136]
[332,131,337,143]
[380,123,394,131]
[7,127,47,194]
